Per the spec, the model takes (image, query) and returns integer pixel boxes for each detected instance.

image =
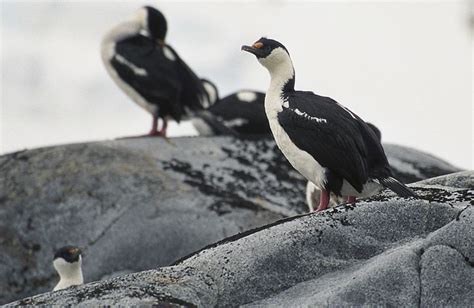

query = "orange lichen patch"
[252,42,264,49]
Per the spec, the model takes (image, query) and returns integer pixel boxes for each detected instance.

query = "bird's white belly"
[340,179,382,198]
[267,113,327,190]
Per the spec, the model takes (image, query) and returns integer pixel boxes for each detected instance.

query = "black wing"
[111,35,206,121]
[112,35,183,119]
[163,45,209,112]
[278,92,387,192]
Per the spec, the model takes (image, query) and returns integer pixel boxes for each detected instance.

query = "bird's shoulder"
[284,91,358,123]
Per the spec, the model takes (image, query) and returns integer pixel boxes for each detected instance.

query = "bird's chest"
[264,94,326,188]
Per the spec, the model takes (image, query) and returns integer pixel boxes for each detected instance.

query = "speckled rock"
[0,137,463,304]
[0,138,291,304]
[6,171,473,306]
[7,266,217,307]
[415,170,473,189]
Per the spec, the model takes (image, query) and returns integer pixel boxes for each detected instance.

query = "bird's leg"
[148,115,160,136]
[158,119,168,137]
[347,196,356,204]
[316,190,330,212]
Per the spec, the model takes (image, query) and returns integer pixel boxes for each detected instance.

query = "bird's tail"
[378,176,418,198]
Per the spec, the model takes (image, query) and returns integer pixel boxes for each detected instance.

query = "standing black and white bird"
[193,79,270,137]
[101,6,209,137]
[53,246,83,291]
[242,38,417,212]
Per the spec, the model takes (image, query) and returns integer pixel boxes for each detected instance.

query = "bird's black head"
[144,6,167,41]
[54,246,82,263]
[241,37,289,59]
[241,38,294,79]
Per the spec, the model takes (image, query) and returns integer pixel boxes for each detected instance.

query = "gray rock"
[384,144,461,183]
[420,245,474,307]
[7,171,473,306]
[7,266,217,307]
[415,170,473,189]
[244,242,422,307]
[0,137,464,304]
[0,138,289,304]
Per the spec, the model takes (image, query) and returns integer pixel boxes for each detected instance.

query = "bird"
[242,37,417,212]
[101,6,210,137]
[192,79,270,137]
[52,246,83,291]
[306,122,382,212]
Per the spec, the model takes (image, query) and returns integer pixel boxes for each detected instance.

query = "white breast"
[100,20,158,115]
[53,258,84,291]
[264,92,327,190]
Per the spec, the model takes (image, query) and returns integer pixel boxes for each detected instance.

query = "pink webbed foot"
[347,196,356,204]
[315,189,330,212]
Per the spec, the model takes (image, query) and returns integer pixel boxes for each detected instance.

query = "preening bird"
[53,246,83,291]
[242,38,417,212]
[101,6,210,137]
[194,79,270,137]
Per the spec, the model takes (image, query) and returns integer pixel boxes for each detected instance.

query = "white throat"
[259,48,294,96]
[53,257,84,291]
[259,48,295,117]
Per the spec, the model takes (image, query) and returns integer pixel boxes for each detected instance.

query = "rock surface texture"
[6,171,473,307]
[0,137,464,304]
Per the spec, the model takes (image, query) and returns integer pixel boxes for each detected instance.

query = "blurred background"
[1,0,472,169]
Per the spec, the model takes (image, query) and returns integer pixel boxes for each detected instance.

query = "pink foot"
[316,189,330,212]
[347,196,356,204]
[147,130,164,137]
[146,116,167,137]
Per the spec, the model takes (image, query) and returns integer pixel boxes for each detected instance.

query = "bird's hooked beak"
[241,42,266,57]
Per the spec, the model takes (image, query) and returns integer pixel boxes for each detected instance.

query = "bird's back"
[111,35,207,121]
[208,91,270,135]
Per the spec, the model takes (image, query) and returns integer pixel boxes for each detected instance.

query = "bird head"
[241,38,292,73]
[140,6,167,43]
[53,246,82,279]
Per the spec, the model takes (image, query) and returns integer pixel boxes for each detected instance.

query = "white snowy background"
[1,0,472,169]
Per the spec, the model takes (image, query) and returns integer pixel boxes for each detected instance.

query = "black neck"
[282,74,295,93]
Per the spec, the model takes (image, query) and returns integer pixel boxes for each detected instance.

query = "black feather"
[378,176,418,197]
[111,35,207,122]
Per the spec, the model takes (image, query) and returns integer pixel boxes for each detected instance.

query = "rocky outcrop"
[0,136,462,304]
[384,144,461,183]
[6,171,472,306]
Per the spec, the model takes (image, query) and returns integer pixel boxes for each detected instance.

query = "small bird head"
[241,38,291,73]
[142,6,167,42]
[53,246,82,278]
